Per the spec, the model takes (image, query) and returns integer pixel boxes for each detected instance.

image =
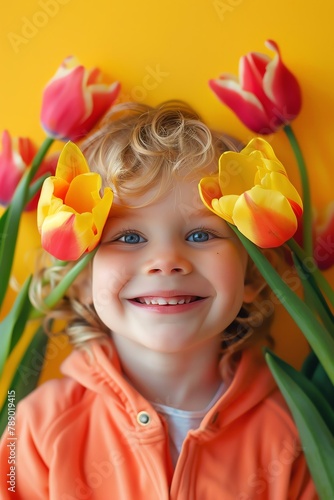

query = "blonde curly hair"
[30,100,274,358]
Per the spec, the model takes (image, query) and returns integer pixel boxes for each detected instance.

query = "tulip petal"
[41,211,95,261]
[41,57,121,141]
[0,131,23,205]
[41,66,88,140]
[240,53,272,105]
[263,40,302,120]
[242,137,279,162]
[18,137,37,166]
[88,188,113,251]
[212,195,239,224]
[240,137,303,217]
[37,176,68,228]
[40,184,113,260]
[218,150,257,195]
[80,81,121,133]
[198,176,221,212]
[198,176,236,224]
[313,202,334,270]
[37,141,113,260]
[86,67,101,85]
[199,137,302,248]
[65,172,102,213]
[0,131,39,207]
[209,78,273,134]
[209,40,301,133]
[260,170,303,217]
[56,141,90,182]
[245,140,288,183]
[233,186,298,248]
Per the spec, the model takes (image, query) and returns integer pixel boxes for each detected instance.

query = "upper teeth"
[137,297,193,305]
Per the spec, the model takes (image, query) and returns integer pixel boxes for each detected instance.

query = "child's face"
[92,178,249,354]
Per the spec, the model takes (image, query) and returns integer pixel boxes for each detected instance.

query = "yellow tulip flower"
[199,138,303,248]
[38,141,113,260]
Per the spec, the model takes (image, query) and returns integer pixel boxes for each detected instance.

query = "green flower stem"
[28,137,54,183]
[291,253,334,337]
[287,238,334,309]
[283,124,313,259]
[29,249,97,320]
[229,225,334,385]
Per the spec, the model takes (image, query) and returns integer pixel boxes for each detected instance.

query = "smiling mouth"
[132,296,203,306]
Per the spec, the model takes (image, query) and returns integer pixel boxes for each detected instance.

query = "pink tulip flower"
[209,40,302,134]
[0,130,56,211]
[41,56,120,141]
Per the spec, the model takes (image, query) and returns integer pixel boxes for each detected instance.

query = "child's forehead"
[110,203,212,219]
[108,180,216,222]
[106,161,217,206]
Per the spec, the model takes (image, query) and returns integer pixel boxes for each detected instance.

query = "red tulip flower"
[314,202,334,270]
[41,56,120,141]
[0,130,56,211]
[209,40,302,134]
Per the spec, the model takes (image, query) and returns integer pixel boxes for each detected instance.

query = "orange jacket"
[0,341,317,499]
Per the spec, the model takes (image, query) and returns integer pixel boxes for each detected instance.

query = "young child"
[0,101,316,499]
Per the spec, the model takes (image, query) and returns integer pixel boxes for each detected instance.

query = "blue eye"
[117,232,146,244]
[187,230,213,242]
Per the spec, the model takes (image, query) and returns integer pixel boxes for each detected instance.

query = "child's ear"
[243,282,264,304]
[243,249,280,304]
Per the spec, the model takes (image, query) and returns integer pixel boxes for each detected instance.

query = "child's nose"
[142,249,193,276]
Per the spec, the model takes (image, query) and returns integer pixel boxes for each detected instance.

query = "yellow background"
[1,0,334,393]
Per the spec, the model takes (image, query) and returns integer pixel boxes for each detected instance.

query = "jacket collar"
[61,339,277,431]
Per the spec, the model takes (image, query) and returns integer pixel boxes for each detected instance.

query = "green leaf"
[229,225,334,385]
[302,351,334,408]
[265,350,334,499]
[0,276,33,375]
[0,325,48,436]
[266,349,334,435]
[302,349,320,378]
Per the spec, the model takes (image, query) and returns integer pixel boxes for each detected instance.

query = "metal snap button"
[137,411,151,426]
